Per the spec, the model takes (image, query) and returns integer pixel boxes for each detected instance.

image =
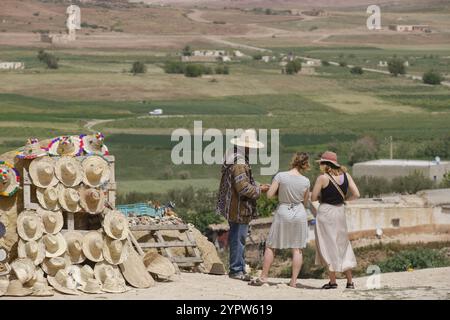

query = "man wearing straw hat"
[216,129,269,281]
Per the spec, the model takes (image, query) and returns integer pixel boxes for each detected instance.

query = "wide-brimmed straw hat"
[230,129,264,149]
[64,231,85,264]
[316,151,341,167]
[103,237,128,265]
[103,210,128,240]
[0,161,20,197]
[43,233,67,258]
[55,156,82,187]
[80,278,103,294]
[79,265,95,287]
[47,269,80,295]
[41,257,68,276]
[143,252,176,280]
[82,231,104,262]
[65,265,83,287]
[38,208,63,234]
[79,186,106,214]
[94,261,124,284]
[31,281,54,297]
[16,138,47,160]
[4,279,32,297]
[11,258,36,284]
[58,186,81,213]
[47,136,82,157]
[17,211,43,241]
[81,132,109,156]
[82,156,111,188]
[29,156,58,188]
[36,185,61,211]
[102,275,128,293]
[17,239,45,266]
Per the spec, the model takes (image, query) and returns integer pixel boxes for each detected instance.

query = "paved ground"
[2,267,450,300]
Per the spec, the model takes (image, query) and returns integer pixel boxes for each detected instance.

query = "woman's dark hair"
[290,152,310,172]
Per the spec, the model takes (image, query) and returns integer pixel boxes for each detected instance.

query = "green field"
[1,42,449,196]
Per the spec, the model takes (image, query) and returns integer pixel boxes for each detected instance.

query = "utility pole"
[389,136,393,159]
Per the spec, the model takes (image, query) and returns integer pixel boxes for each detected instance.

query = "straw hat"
[66,265,83,287]
[82,156,111,187]
[29,156,58,188]
[81,132,109,156]
[103,210,128,240]
[58,186,81,213]
[11,258,36,284]
[17,239,45,266]
[55,156,82,187]
[82,231,104,262]
[0,161,20,197]
[36,185,61,211]
[0,278,9,296]
[103,237,128,265]
[79,186,106,214]
[16,138,47,160]
[17,211,43,241]
[25,266,45,288]
[143,252,176,280]
[79,265,95,287]
[230,129,264,149]
[41,257,68,276]
[47,136,82,157]
[38,208,63,234]
[102,275,128,293]
[94,261,124,284]
[80,278,103,294]
[5,279,32,296]
[64,231,86,264]
[316,151,341,168]
[47,269,80,295]
[43,233,67,258]
[32,281,54,297]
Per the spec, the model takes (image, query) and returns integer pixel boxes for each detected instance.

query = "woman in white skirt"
[311,151,360,289]
[250,152,311,288]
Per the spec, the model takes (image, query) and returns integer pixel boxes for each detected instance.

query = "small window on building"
[391,218,400,228]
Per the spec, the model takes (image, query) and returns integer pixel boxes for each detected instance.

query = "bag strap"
[325,173,346,203]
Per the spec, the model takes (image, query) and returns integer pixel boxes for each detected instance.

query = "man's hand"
[260,184,270,193]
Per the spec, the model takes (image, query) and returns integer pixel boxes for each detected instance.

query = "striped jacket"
[216,155,261,224]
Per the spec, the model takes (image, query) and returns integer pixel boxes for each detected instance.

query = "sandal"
[322,282,338,289]
[248,278,268,286]
[346,282,355,289]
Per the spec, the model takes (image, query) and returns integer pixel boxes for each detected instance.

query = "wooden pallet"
[128,223,203,273]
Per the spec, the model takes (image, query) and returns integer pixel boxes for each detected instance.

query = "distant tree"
[285,58,302,75]
[354,176,390,198]
[131,61,146,75]
[390,171,434,194]
[164,61,185,74]
[349,136,379,165]
[388,58,406,76]
[252,53,263,60]
[37,50,59,69]
[321,60,330,66]
[350,66,364,75]
[339,61,347,67]
[184,64,204,77]
[424,134,450,158]
[422,70,443,85]
[182,45,192,57]
[215,64,230,75]
[265,8,272,15]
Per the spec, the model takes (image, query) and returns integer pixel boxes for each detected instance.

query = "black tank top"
[321,173,349,205]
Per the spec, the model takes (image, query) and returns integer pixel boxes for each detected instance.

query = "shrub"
[423,70,443,85]
[252,53,263,61]
[390,171,434,194]
[350,66,364,75]
[354,176,390,198]
[213,21,226,24]
[37,50,59,69]
[285,58,302,75]
[388,58,406,76]
[131,61,146,75]
[321,60,330,66]
[309,26,318,31]
[424,134,450,158]
[164,61,185,74]
[256,194,278,217]
[184,64,204,77]
[178,170,191,180]
[378,248,450,272]
[215,64,230,75]
[348,136,379,165]
[339,61,347,67]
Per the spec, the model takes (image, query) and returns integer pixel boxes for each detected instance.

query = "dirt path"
[2,267,449,300]
[186,9,213,24]
[84,119,116,133]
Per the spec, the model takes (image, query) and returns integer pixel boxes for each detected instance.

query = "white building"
[353,159,450,183]
[0,62,24,70]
